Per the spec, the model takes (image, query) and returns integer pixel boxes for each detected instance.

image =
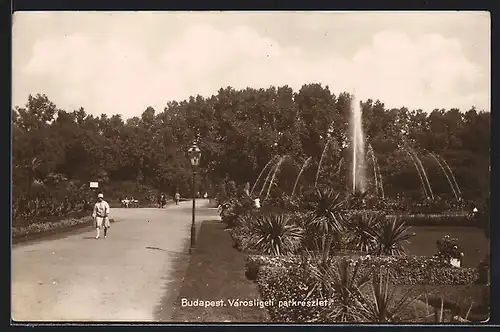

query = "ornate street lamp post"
[187,141,201,254]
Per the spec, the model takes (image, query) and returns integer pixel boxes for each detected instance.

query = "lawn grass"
[170,220,269,323]
[407,226,489,268]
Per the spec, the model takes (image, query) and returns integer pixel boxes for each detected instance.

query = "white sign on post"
[90,182,99,188]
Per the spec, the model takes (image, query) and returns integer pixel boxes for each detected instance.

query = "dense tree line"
[12,84,490,221]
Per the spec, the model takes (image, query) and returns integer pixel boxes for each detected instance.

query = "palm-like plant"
[307,258,372,322]
[248,213,304,255]
[372,217,415,256]
[347,212,383,253]
[303,187,347,238]
[359,267,423,322]
[300,235,336,298]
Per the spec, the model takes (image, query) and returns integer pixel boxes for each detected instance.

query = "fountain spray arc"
[250,156,279,195]
[265,155,288,200]
[349,93,367,194]
[259,158,280,197]
[315,138,332,187]
[368,144,385,198]
[293,157,312,197]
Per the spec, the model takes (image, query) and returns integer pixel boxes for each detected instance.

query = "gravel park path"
[12,199,219,322]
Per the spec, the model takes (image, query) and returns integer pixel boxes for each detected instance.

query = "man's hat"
[98,193,104,198]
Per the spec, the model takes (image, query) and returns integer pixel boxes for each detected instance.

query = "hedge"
[246,254,481,285]
[256,265,331,322]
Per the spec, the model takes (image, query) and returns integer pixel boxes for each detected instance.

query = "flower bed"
[246,254,481,285]
[12,216,115,240]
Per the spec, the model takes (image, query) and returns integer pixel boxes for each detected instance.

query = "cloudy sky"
[12,11,490,118]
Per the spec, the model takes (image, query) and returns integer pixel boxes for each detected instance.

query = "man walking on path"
[92,193,110,239]
[174,192,180,205]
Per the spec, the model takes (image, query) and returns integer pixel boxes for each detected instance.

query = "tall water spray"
[293,157,312,197]
[315,139,331,187]
[251,156,278,195]
[349,94,367,194]
[265,156,287,200]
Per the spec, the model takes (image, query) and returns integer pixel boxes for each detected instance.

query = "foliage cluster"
[13,85,489,225]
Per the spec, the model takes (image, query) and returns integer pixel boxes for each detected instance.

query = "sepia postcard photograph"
[11,10,490,324]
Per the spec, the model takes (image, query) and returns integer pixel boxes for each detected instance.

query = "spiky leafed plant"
[300,235,336,299]
[347,212,383,253]
[302,188,347,243]
[372,216,415,256]
[307,258,372,322]
[248,213,304,256]
[359,267,423,322]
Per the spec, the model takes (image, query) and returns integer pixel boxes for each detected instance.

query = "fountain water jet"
[436,154,462,199]
[265,156,288,200]
[410,149,434,199]
[315,139,332,187]
[292,157,312,197]
[250,156,278,195]
[374,155,385,198]
[335,157,344,177]
[349,94,367,194]
[428,152,458,200]
[259,157,281,197]
[368,144,385,198]
[406,150,429,199]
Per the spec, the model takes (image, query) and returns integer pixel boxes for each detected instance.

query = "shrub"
[434,235,464,264]
[219,196,256,228]
[477,253,490,284]
[256,266,333,322]
[216,181,228,205]
[263,195,301,212]
[247,254,481,285]
[228,213,257,252]
[226,180,237,198]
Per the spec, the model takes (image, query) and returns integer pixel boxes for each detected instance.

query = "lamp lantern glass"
[188,143,201,167]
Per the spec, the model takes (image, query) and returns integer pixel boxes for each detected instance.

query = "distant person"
[159,193,167,208]
[174,192,180,205]
[130,196,137,208]
[203,192,208,199]
[92,193,110,239]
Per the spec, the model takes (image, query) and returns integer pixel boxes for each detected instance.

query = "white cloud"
[14,20,489,118]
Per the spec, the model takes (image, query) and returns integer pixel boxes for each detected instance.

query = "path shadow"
[145,246,190,256]
[82,236,97,240]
